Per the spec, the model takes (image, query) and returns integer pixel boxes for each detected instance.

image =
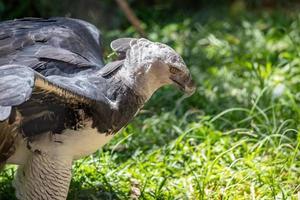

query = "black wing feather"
[0,65,34,120]
[99,60,124,77]
[0,17,104,76]
[0,18,119,121]
[0,64,112,121]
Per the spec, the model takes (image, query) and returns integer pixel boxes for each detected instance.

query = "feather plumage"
[0,17,194,200]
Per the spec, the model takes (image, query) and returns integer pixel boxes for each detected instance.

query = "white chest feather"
[54,128,114,160]
[7,126,114,165]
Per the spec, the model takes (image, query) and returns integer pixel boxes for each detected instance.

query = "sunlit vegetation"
[1,4,300,200]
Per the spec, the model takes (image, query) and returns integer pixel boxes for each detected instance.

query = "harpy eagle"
[0,17,195,199]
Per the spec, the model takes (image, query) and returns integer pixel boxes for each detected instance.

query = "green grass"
[1,8,300,200]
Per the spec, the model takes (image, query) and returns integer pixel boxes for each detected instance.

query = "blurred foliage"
[1,1,300,200]
[0,0,299,29]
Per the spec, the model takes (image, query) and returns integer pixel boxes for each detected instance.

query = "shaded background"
[1,0,300,29]
[1,0,300,199]
[1,0,299,49]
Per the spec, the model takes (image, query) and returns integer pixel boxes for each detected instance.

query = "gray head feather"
[115,38,195,98]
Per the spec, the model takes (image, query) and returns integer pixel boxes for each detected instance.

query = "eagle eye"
[170,66,181,74]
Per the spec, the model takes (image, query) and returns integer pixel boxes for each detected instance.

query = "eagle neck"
[89,75,146,134]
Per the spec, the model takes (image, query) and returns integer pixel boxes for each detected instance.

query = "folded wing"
[0,17,104,76]
[0,64,109,121]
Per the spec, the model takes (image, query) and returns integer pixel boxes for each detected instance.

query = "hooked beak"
[170,73,196,96]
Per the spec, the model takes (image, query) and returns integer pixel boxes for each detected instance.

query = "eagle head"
[111,38,196,98]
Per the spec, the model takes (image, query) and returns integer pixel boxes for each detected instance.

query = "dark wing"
[0,64,112,121]
[0,17,104,77]
[0,18,113,165]
[0,65,34,120]
[99,60,124,77]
